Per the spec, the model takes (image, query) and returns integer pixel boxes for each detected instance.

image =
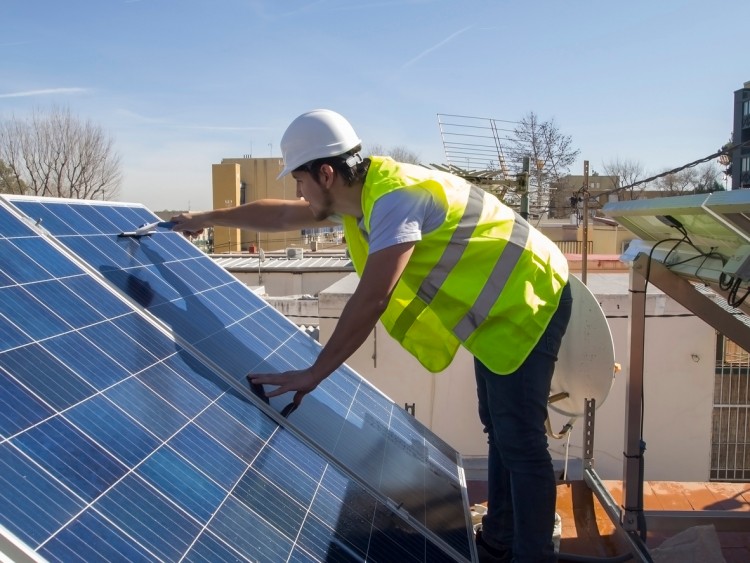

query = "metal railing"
[712,334,750,481]
[554,240,594,254]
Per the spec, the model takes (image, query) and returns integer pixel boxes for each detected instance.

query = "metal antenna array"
[435,113,522,200]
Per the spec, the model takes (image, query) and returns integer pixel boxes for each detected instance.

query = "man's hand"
[248,243,414,411]
[170,211,211,237]
[249,368,325,409]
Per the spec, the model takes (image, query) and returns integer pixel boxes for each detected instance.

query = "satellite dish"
[549,274,616,418]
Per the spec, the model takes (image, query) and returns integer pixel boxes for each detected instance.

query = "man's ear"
[318,163,336,187]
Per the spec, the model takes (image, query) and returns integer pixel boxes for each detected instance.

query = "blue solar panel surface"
[0,197,474,562]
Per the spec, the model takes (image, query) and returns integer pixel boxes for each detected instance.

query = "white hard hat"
[277,109,362,179]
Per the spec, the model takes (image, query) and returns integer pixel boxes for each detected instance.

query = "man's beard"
[311,189,335,221]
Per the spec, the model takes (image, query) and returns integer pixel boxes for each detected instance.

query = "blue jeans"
[475,282,572,562]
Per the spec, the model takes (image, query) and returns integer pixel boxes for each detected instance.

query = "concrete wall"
[263,295,320,326]
[232,269,349,297]
[318,272,717,482]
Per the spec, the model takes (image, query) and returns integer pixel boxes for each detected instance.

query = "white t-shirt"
[361,187,446,254]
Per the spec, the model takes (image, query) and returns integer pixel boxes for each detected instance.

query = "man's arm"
[250,241,415,403]
[170,199,336,235]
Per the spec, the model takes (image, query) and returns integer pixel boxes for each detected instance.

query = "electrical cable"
[719,272,735,291]
[599,138,750,199]
[728,278,750,308]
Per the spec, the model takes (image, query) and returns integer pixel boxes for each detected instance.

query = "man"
[171,109,571,563]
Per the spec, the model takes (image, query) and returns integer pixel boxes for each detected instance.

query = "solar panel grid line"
[177,282,470,556]
[0,205,324,556]
[10,218,292,396]
[3,345,254,559]
[1,196,475,562]
[261,467,334,561]
[81,394,340,560]
[1,332,346,560]
[24,217,312,560]
[170,432,289,562]
[2,334,438,560]
[0,199,278,410]
[164,304,472,560]
[39,478,165,562]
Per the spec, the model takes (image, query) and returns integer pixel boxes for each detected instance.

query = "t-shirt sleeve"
[366,187,445,254]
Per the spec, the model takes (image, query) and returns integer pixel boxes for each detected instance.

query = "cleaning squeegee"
[119,221,176,238]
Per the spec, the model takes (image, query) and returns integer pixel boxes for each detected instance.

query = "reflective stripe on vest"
[453,213,529,341]
[389,184,530,342]
[389,185,484,341]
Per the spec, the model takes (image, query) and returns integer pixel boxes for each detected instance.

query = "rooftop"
[210,251,353,272]
[467,480,750,561]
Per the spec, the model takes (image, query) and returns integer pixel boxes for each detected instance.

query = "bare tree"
[509,112,579,210]
[655,162,724,196]
[0,106,121,200]
[655,168,696,196]
[365,143,421,165]
[601,158,646,200]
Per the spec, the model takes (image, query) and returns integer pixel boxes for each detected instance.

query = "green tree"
[0,106,121,200]
[0,159,26,194]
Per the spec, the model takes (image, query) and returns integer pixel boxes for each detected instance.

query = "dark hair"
[295,145,370,186]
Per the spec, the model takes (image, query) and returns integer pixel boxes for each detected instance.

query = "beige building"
[549,174,620,219]
[212,157,310,253]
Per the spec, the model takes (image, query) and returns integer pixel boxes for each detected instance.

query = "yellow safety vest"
[342,157,569,374]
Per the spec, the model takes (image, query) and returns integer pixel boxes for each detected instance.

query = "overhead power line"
[601,139,750,198]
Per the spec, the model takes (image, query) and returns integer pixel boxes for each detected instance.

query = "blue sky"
[2,0,748,211]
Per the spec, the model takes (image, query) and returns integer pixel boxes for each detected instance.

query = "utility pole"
[520,156,530,220]
[582,161,590,285]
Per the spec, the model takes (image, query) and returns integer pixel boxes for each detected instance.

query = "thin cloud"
[115,109,271,131]
[401,25,472,69]
[186,125,273,132]
[0,87,88,99]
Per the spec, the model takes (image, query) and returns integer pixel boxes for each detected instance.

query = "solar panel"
[604,190,750,287]
[0,196,474,562]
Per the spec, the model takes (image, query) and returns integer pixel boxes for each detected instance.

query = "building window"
[742,157,750,187]
[744,99,750,117]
